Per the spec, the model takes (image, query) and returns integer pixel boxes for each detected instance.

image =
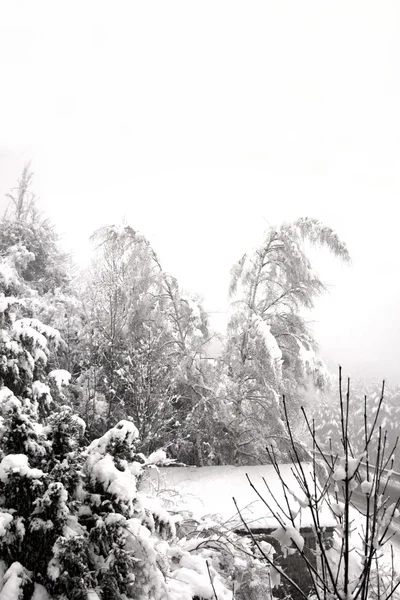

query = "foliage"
[0,165,70,296]
[218,218,350,464]
[238,367,400,600]
[0,226,249,599]
[0,165,82,388]
[76,224,216,465]
[314,378,400,470]
[2,169,354,469]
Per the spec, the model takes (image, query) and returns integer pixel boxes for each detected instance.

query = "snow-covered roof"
[143,463,336,531]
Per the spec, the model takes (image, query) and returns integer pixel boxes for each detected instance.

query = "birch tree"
[219,217,350,464]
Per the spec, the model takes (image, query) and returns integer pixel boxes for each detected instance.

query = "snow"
[86,448,148,514]
[182,297,201,320]
[0,454,44,482]
[169,566,214,599]
[141,463,336,530]
[32,348,47,364]
[87,419,139,454]
[13,320,47,349]
[0,387,16,404]
[0,387,22,414]
[167,549,232,600]
[0,259,18,287]
[297,339,315,367]
[32,381,51,400]
[332,465,347,481]
[270,566,281,589]
[252,316,282,379]
[287,487,309,508]
[147,449,167,465]
[33,482,69,522]
[31,584,51,600]
[110,224,126,237]
[31,381,52,414]
[91,397,108,417]
[13,319,62,354]
[259,540,275,558]
[48,369,71,390]
[7,245,35,270]
[0,296,22,314]
[0,513,13,537]
[271,525,305,557]
[0,562,31,600]
[332,455,364,481]
[70,414,86,435]
[0,330,10,343]
[86,453,140,510]
[144,497,176,538]
[46,557,60,582]
[104,513,125,527]
[0,244,31,288]
[360,479,374,495]
[330,501,345,517]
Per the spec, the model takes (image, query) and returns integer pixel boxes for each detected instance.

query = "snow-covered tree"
[75,225,177,441]
[0,166,81,383]
[151,265,216,466]
[77,225,216,465]
[219,218,350,464]
[0,165,70,296]
[314,377,400,470]
[0,229,77,597]
[0,226,256,599]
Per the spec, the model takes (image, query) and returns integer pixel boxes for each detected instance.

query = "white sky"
[0,1,399,382]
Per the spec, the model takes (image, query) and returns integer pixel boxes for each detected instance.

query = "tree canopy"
[217,218,350,463]
[0,167,351,469]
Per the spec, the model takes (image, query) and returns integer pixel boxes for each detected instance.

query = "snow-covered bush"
[165,519,274,600]
[0,414,242,599]
[0,243,241,599]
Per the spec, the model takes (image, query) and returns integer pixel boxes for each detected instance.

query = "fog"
[0,1,399,383]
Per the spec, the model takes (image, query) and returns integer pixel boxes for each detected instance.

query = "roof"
[142,463,336,531]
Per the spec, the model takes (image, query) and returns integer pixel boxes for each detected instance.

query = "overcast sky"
[0,1,399,382]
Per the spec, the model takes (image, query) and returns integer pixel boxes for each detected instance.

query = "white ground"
[142,464,400,583]
[141,463,336,530]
